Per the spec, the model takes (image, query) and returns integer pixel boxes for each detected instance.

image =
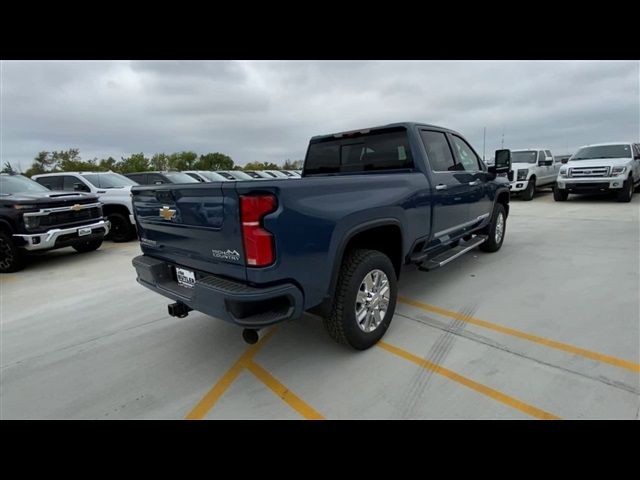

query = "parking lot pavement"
[1,191,639,419]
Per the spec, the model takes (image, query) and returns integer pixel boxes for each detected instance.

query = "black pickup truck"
[0,174,110,272]
[131,122,511,349]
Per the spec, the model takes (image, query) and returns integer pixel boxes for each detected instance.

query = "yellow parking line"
[185,328,278,420]
[245,361,325,420]
[378,341,560,420]
[399,296,640,373]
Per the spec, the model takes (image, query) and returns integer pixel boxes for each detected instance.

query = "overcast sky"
[1,60,638,172]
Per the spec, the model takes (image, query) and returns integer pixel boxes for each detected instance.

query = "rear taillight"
[240,194,277,267]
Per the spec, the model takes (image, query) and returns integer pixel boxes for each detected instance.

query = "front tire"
[553,186,569,201]
[0,231,25,273]
[522,177,536,201]
[479,203,507,253]
[73,239,103,253]
[617,176,634,203]
[324,249,397,350]
[107,213,135,242]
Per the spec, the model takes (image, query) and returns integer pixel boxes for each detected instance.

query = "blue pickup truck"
[131,123,512,349]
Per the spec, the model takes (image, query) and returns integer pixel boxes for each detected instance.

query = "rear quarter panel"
[238,173,432,309]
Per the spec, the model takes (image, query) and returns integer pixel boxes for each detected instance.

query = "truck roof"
[511,148,552,152]
[32,171,118,177]
[310,122,462,141]
[577,142,635,148]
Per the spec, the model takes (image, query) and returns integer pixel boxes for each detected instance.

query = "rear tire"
[73,239,103,253]
[479,203,506,253]
[553,186,569,201]
[522,177,536,201]
[324,249,397,350]
[107,213,135,242]
[617,176,634,203]
[0,231,25,273]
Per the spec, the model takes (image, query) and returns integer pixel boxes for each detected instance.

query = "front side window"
[450,135,482,171]
[304,127,414,176]
[62,176,83,191]
[420,130,455,172]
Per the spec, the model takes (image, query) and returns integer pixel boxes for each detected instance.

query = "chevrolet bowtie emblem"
[71,204,82,212]
[159,206,176,220]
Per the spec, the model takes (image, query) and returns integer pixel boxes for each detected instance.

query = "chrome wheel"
[495,212,505,244]
[355,269,390,333]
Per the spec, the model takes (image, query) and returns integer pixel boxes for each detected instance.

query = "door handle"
[435,184,448,191]
[468,180,481,186]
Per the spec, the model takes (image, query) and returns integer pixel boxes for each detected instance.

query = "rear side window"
[148,174,167,184]
[304,127,414,176]
[36,176,63,190]
[126,174,146,184]
[420,130,456,172]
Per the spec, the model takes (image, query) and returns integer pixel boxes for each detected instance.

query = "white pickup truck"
[33,171,138,242]
[555,142,640,202]
[509,149,561,200]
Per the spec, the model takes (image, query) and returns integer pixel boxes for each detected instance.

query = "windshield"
[228,171,253,180]
[0,175,51,195]
[571,144,632,160]
[244,171,264,179]
[198,171,228,182]
[82,172,138,188]
[164,172,200,183]
[511,151,537,164]
[217,171,236,180]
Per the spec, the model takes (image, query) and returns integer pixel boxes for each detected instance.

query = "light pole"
[483,126,486,161]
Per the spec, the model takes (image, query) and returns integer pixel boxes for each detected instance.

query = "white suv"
[555,143,640,203]
[509,149,561,200]
[33,171,138,241]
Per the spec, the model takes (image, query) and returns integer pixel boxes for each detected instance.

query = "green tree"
[25,151,56,176]
[1,162,18,174]
[117,153,150,174]
[196,152,234,171]
[244,161,280,171]
[150,153,170,171]
[167,151,198,170]
[282,159,303,170]
[99,156,118,171]
[51,149,96,171]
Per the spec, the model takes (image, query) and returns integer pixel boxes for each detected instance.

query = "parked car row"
[123,169,301,185]
[0,168,304,272]
[506,142,640,203]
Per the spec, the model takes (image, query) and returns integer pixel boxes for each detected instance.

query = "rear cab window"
[303,127,414,176]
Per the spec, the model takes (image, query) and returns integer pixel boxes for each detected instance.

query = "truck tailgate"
[131,183,247,281]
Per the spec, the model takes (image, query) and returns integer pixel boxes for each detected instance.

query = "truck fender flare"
[0,218,16,234]
[326,217,403,307]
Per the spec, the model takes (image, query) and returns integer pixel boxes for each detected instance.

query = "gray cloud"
[1,60,638,172]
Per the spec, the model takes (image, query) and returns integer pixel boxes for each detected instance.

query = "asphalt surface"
[1,190,639,419]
